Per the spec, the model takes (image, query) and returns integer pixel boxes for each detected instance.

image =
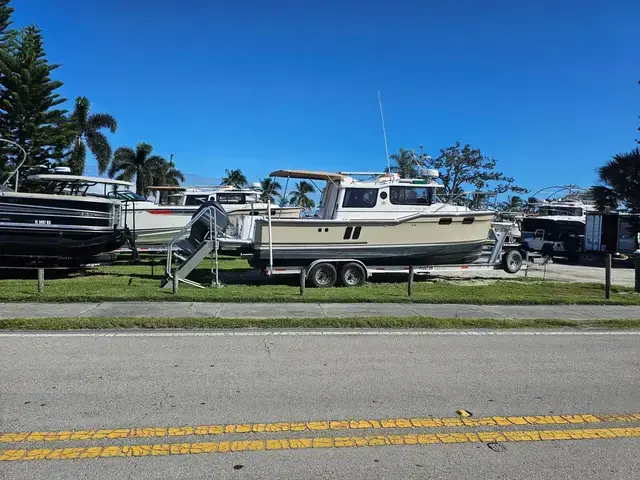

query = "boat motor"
[188,200,229,245]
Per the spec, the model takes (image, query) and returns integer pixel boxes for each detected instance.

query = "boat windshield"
[107,190,147,202]
[538,206,583,216]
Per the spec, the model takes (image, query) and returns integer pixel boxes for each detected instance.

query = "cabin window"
[342,188,378,208]
[389,186,434,205]
[185,195,209,206]
[438,217,452,225]
[217,193,246,204]
[462,217,475,224]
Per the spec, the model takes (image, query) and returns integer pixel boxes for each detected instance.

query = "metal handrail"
[0,139,28,191]
[165,205,220,279]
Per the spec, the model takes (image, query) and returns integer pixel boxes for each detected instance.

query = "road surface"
[1,329,639,479]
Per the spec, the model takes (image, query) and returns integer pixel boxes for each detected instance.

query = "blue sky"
[14,0,640,197]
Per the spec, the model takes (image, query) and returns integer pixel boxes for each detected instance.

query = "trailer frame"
[263,229,526,288]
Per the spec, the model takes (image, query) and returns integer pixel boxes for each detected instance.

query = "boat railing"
[0,139,28,192]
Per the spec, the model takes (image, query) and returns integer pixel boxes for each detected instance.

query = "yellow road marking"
[2,427,640,462]
[1,413,639,444]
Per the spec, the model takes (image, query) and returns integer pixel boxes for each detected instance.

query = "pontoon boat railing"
[0,139,28,192]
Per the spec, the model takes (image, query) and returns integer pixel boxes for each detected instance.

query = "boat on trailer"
[161,170,530,289]
[247,169,495,269]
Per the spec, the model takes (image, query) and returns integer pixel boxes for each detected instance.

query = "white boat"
[235,169,495,269]
[26,175,301,246]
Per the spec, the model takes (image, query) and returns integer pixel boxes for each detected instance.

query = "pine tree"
[0,25,68,179]
[0,0,14,176]
[0,0,14,39]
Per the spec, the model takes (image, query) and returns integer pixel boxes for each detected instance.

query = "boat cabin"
[269,169,445,220]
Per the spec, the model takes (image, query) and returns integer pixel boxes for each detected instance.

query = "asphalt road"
[1,330,639,479]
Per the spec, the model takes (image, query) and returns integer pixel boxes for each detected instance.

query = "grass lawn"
[1,316,639,330]
[0,256,639,305]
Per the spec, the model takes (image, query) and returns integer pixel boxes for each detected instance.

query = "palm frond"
[88,113,117,133]
[70,96,90,130]
[114,166,136,182]
[112,146,135,164]
[109,146,135,178]
[85,131,112,174]
[135,143,153,159]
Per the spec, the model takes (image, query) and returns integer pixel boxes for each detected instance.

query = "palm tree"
[278,196,289,208]
[388,148,418,178]
[150,158,185,204]
[592,148,640,212]
[289,181,316,211]
[221,169,248,188]
[67,96,118,175]
[508,196,523,210]
[155,156,185,186]
[259,177,282,203]
[108,142,167,196]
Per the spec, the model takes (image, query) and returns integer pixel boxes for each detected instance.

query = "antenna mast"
[377,90,391,173]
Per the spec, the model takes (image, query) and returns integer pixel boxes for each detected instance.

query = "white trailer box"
[585,213,640,254]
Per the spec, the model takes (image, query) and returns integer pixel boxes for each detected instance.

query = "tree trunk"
[136,168,144,196]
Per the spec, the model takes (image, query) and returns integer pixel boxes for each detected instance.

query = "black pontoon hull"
[0,225,127,258]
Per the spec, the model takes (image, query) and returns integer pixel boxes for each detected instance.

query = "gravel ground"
[430,259,638,287]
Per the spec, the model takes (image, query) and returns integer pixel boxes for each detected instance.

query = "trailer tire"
[308,263,337,288]
[502,249,523,274]
[339,262,366,287]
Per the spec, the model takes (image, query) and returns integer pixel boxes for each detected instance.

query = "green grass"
[0,256,639,305]
[1,316,639,330]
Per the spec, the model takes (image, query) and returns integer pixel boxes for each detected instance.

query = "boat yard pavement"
[2,301,640,320]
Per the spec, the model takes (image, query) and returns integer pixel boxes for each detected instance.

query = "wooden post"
[635,256,640,294]
[408,266,415,297]
[172,270,179,294]
[37,268,44,295]
[300,269,306,296]
[605,254,612,300]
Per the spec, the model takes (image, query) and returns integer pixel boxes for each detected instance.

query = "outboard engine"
[188,200,229,244]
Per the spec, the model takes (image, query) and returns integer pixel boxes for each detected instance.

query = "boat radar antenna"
[413,145,432,178]
[377,90,391,173]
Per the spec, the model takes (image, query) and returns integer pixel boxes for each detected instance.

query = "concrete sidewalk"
[1,302,640,320]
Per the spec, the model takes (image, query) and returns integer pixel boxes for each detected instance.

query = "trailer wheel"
[502,249,523,274]
[339,262,366,287]
[308,263,337,288]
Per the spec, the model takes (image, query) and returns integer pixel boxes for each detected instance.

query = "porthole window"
[380,191,388,200]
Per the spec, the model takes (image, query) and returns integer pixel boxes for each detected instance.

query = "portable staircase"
[161,205,224,289]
